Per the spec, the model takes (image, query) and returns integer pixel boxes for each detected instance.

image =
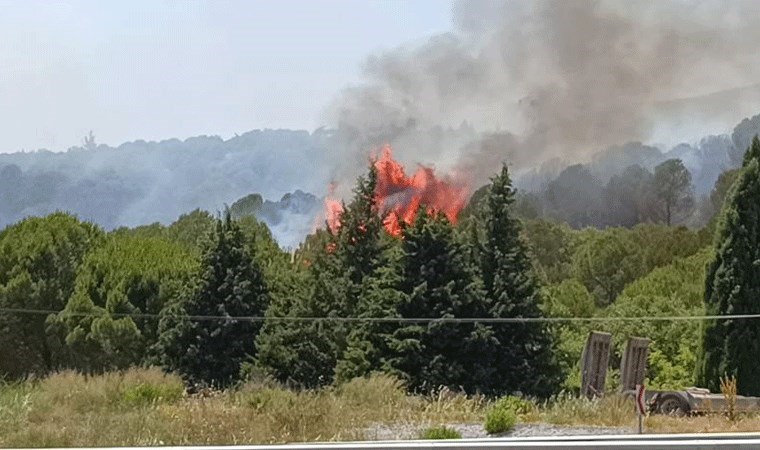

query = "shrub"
[420,426,462,439]
[121,382,183,407]
[494,396,536,416]
[484,397,519,434]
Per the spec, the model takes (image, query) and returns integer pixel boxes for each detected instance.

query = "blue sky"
[0,0,452,152]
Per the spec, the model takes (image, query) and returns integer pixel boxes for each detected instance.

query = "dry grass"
[536,393,636,428]
[0,370,486,447]
[3,370,760,447]
[533,391,760,434]
[721,375,738,422]
[646,414,760,433]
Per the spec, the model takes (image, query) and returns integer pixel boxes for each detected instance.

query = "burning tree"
[325,145,470,236]
[258,166,389,387]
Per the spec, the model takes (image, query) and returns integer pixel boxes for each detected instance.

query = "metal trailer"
[579,331,760,416]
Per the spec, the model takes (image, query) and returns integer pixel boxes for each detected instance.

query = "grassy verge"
[0,370,485,447]
[3,370,760,447]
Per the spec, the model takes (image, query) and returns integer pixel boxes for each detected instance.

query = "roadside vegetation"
[3,370,760,447]
[3,134,760,444]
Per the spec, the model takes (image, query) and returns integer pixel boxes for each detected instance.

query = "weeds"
[720,375,738,422]
[3,370,760,446]
[419,426,462,439]
[540,392,633,427]
[484,397,521,434]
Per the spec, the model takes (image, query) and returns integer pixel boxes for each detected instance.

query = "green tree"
[229,194,264,220]
[387,210,493,393]
[606,250,710,389]
[335,244,404,382]
[157,212,269,387]
[653,159,695,226]
[541,280,596,390]
[522,219,577,283]
[710,169,742,215]
[697,136,760,395]
[0,213,103,378]
[256,166,386,387]
[476,165,561,397]
[571,229,645,306]
[165,209,216,252]
[51,234,197,372]
[255,229,346,387]
[629,224,709,272]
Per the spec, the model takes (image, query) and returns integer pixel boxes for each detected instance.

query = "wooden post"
[635,384,646,434]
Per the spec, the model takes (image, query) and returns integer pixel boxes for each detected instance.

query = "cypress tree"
[387,210,494,393]
[256,229,348,387]
[158,212,269,387]
[257,166,386,386]
[696,136,760,395]
[477,165,561,397]
[335,243,403,382]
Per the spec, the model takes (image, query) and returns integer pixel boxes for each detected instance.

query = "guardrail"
[22,433,760,450]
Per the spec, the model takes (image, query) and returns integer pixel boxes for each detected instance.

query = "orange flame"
[324,182,343,232]
[324,145,470,237]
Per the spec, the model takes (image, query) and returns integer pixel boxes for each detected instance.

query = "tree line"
[2,141,760,397]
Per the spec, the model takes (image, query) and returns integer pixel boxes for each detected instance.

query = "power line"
[1,307,760,324]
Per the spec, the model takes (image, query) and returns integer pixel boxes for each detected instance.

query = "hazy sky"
[0,0,452,152]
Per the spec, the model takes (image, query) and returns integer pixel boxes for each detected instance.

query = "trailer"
[646,387,760,416]
[579,331,760,416]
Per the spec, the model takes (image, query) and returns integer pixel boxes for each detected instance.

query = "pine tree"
[158,212,269,387]
[696,136,760,395]
[256,229,348,387]
[335,243,403,382]
[256,166,387,386]
[477,165,561,397]
[387,210,494,393]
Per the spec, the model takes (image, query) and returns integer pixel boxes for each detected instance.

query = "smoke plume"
[328,0,760,186]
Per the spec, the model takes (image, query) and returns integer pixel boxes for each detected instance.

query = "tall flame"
[324,145,470,236]
[324,182,343,232]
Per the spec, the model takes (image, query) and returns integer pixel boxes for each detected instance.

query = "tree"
[387,210,493,393]
[607,250,710,390]
[541,280,596,390]
[335,245,404,383]
[157,212,269,387]
[602,165,655,227]
[229,194,264,220]
[0,213,103,378]
[256,166,386,387]
[653,159,695,226]
[709,168,742,218]
[522,219,577,283]
[51,234,197,372]
[255,229,344,387]
[544,164,604,228]
[165,209,216,252]
[571,229,645,307]
[476,165,561,397]
[697,136,760,395]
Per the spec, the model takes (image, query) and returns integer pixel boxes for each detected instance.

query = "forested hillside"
[3,135,759,396]
[3,113,760,249]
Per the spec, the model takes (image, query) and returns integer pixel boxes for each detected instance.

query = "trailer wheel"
[657,394,690,416]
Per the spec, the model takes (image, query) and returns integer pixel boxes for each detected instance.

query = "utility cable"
[1,307,760,323]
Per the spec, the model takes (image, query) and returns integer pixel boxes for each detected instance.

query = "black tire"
[656,394,690,416]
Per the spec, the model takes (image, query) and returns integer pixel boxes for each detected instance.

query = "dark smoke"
[328,0,760,186]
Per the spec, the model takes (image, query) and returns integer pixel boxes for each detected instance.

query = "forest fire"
[325,145,470,236]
